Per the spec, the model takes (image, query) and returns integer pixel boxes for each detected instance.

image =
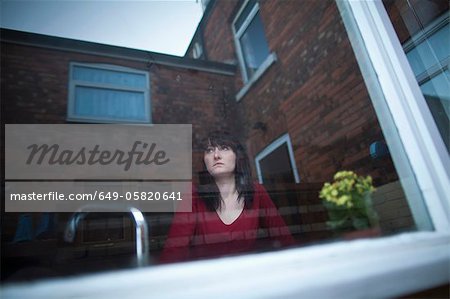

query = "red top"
[159,183,295,263]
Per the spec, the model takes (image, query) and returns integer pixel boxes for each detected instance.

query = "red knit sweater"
[159,183,295,263]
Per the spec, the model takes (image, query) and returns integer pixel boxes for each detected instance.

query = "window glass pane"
[384,1,449,152]
[73,66,147,89]
[421,70,450,147]
[405,23,449,76]
[234,0,257,32]
[239,11,270,78]
[2,0,438,284]
[74,86,147,120]
[421,70,450,111]
[259,143,296,184]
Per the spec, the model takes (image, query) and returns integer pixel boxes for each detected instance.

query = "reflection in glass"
[385,1,449,151]
[2,0,437,282]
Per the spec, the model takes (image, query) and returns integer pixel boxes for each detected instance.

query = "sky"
[0,0,204,56]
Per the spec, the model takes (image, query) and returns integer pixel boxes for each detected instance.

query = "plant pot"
[342,227,382,240]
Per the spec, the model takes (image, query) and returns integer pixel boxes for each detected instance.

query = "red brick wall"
[201,0,397,184]
[2,44,70,123]
[202,0,239,64]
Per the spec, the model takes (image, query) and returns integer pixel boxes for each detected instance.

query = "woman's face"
[204,144,237,179]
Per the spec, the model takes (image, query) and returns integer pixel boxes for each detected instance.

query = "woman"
[159,131,295,263]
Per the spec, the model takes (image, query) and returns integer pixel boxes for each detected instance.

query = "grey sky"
[0,0,203,56]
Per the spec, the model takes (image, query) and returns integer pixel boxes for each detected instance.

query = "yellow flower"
[320,170,375,206]
[336,195,351,206]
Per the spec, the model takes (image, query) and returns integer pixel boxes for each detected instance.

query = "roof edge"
[1,28,236,76]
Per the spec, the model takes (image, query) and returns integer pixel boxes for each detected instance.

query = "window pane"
[234,0,257,32]
[73,66,147,89]
[384,1,449,152]
[74,86,147,120]
[421,70,450,148]
[259,143,296,184]
[421,70,450,113]
[405,23,449,77]
[239,11,270,78]
[2,0,439,283]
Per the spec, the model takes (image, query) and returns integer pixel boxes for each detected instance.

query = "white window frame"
[232,0,277,101]
[255,133,300,184]
[340,0,450,231]
[67,62,151,124]
[3,1,449,298]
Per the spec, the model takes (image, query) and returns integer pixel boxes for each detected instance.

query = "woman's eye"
[219,146,229,151]
[205,148,214,153]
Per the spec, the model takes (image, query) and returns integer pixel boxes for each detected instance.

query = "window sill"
[66,117,152,125]
[3,231,449,298]
[236,52,277,102]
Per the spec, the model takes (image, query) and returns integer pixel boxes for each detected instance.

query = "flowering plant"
[319,170,379,232]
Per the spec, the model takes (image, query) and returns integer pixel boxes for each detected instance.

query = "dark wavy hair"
[198,131,254,211]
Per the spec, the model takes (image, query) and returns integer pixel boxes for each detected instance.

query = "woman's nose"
[213,148,221,159]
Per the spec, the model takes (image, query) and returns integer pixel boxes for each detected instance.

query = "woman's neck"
[214,175,237,200]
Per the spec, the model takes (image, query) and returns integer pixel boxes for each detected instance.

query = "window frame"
[255,133,300,184]
[4,1,450,298]
[339,0,450,232]
[67,62,152,124]
[3,232,449,298]
[232,0,275,89]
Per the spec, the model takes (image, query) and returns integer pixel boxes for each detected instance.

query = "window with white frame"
[233,0,271,82]
[255,134,300,185]
[3,1,450,298]
[68,63,151,123]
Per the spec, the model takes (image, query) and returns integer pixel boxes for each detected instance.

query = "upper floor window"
[192,42,204,59]
[67,63,151,124]
[232,0,271,82]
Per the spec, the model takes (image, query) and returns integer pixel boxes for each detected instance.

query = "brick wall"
[202,0,239,64]
[2,44,70,123]
[201,0,398,184]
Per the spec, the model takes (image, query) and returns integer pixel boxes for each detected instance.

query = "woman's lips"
[213,162,224,167]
